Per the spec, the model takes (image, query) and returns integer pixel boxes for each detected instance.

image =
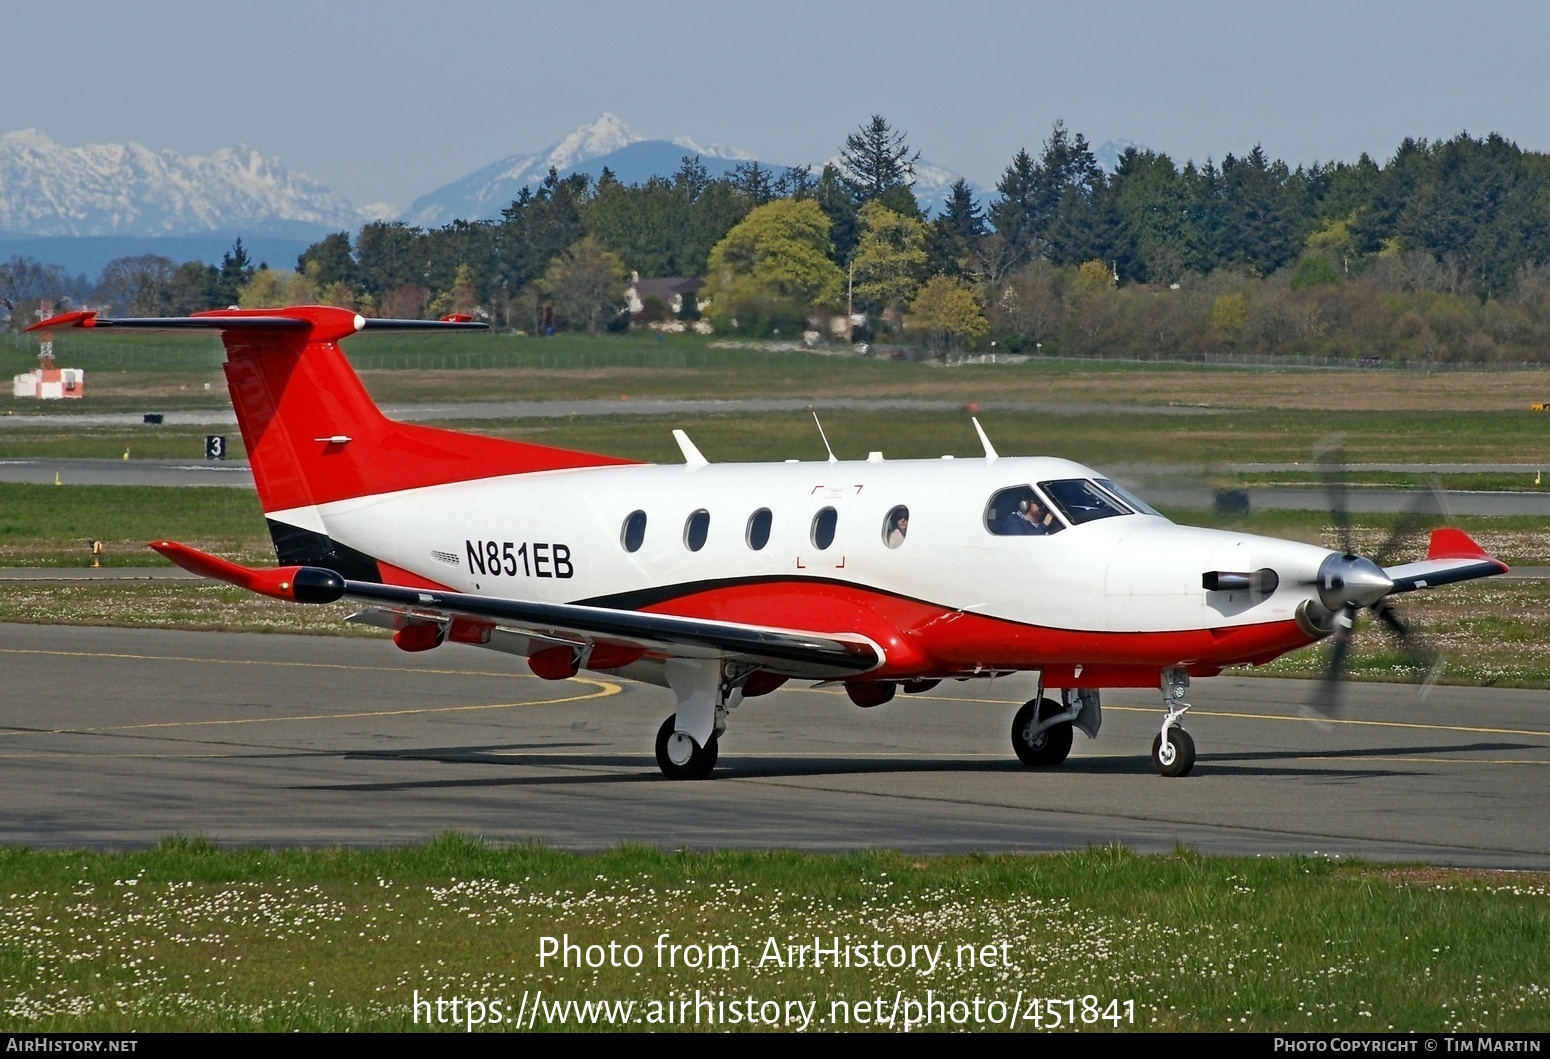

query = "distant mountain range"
[3,116,1136,276]
[0,129,367,238]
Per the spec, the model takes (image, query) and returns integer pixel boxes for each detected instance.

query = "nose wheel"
[1151,726,1195,777]
[1153,665,1197,777]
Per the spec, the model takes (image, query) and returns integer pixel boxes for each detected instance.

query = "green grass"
[0,838,1545,1032]
[1232,470,1549,492]
[0,483,268,566]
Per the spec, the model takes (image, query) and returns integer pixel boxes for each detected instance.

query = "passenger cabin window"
[811,507,838,550]
[985,486,1063,536]
[1040,479,1132,525]
[746,508,772,550]
[621,510,647,553]
[883,505,909,548]
[684,509,710,551]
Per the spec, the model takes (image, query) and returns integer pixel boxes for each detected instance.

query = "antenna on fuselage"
[672,428,708,467]
[971,417,999,462]
[811,410,838,463]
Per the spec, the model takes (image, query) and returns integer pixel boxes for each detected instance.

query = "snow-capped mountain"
[403,114,770,227]
[409,114,979,226]
[0,128,367,237]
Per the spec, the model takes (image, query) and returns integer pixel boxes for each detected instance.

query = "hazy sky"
[6,0,1549,213]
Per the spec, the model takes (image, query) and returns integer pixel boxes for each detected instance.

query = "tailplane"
[31,306,636,577]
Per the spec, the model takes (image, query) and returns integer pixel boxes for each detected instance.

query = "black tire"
[1151,727,1196,777]
[655,714,718,780]
[1012,697,1073,767]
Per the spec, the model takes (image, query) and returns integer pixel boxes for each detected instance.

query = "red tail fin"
[32,306,634,514]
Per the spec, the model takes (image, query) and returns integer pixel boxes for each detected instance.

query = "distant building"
[625,274,707,317]
[624,273,713,333]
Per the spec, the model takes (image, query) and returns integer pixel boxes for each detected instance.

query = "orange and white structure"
[12,336,84,399]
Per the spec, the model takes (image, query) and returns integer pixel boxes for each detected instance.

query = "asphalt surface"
[4,623,1548,867]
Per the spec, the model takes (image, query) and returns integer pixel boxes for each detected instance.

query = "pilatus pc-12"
[32,306,1508,779]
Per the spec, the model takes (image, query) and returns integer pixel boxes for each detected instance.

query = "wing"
[151,541,882,680]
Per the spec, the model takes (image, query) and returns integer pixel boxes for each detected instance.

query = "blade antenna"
[971,417,999,462]
[811,410,838,463]
[672,429,708,468]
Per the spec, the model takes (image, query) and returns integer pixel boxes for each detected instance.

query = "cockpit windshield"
[1094,478,1165,518]
[1038,479,1133,525]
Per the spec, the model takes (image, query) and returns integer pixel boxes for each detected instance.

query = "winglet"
[1426,528,1493,562]
[149,540,345,603]
[672,429,709,467]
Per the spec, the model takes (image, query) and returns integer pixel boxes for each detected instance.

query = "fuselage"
[278,453,1335,686]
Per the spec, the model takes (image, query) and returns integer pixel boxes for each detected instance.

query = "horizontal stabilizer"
[1386,529,1508,594]
[29,308,486,338]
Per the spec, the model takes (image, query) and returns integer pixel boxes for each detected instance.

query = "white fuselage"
[275,454,1334,637]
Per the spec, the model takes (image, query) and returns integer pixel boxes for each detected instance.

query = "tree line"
[7,117,1550,363]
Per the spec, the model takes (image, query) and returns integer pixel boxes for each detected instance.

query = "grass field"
[0,838,1545,1032]
[9,325,1550,415]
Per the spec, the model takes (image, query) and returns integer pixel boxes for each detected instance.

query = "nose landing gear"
[1153,665,1196,777]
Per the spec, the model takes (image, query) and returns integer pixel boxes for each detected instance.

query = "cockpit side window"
[985,485,1064,536]
[1039,479,1131,525]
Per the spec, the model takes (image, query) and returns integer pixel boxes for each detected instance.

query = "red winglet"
[150,540,308,601]
[26,310,98,332]
[1426,528,1493,562]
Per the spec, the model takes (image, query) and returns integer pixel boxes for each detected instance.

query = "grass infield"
[0,837,1545,1032]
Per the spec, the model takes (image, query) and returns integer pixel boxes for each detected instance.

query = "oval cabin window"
[684,509,710,551]
[746,508,773,550]
[811,507,838,550]
[621,510,647,553]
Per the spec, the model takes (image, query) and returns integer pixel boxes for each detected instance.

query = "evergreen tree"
[988,149,1040,267]
[212,239,256,307]
[297,232,355,288]
[814,163,860,262]
[839,115,919,204]
[927,179,985,277]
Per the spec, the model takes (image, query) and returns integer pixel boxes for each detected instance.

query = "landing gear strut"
[1152,666,1196,777]
[655,658,747,780]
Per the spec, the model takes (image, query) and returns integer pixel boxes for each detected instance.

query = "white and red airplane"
[32,305,1510,779]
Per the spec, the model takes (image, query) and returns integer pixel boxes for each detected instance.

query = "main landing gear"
[1011,681,1098,768]
[655,714,718,780]
[1012,697,1073,766]
[1152,666,1196,777]
[654,658,747,780]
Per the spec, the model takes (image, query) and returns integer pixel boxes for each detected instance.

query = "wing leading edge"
[151,541,881,679]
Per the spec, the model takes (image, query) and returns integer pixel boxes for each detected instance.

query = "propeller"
[1305,439,1446,717]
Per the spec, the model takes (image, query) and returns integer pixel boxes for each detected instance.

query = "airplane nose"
[1316,553,1394,611]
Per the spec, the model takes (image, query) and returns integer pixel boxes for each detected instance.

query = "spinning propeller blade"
[1305,447,1447,719]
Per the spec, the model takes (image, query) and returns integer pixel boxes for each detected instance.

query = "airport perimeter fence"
[1010,348,1550,372]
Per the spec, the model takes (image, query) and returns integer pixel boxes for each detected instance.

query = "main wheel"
[1012,697,1073,767]
[655,714,719,780]
[1151,727,1196,777]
